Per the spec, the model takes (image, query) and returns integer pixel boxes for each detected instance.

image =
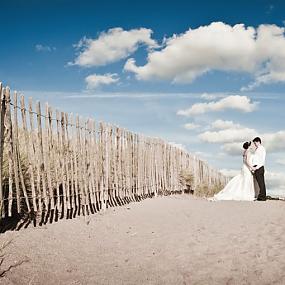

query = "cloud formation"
[85,73,119,89]
[265,172,285,197]
[35,44,56,52]
[198,119,285,155]
[184,122,200,130]
[199,128,256,144]
[124,22,285,90]
[177,95,258,116]
[211,119,242,130]
[72,27,158,67]
[276,157,285,165]
[262,131,285,152]
[200,93,224,101]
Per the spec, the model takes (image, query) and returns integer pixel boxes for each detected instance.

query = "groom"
[252,137,267,201]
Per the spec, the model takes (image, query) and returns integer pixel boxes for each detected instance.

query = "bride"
[210,141,256,201]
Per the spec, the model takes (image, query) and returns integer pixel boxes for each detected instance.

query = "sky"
[1,0,285,196]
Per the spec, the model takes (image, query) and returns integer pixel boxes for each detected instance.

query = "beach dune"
[0,195,285,285]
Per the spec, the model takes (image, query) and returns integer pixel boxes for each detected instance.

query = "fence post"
[0,83,5,217]
[12,91,32,214]
[45,103,55,211]
[4,87,15,216]
[35,101,48,213]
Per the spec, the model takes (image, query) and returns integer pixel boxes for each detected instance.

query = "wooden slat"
[91,120,99,208]
[29,97,42,212]
[81,118,89,215]
[116,127,122,201]
[94,122,99,208]
[76,115,85,214]
[60,111,67,217]
[55,110,62,212]
[99,122,105,209]
[63,112,71,212]
[0,83,5,216]
[83,118,92,213]
[45,103,55,210]
[5,87,14,216]
[68,113,76,213]
[35,101,48,211]
[12,92,27,213]
[18,96,32,213]
[88,119,96,210]
[71,114,79,214]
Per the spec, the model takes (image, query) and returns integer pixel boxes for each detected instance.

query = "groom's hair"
[253,137,262,144]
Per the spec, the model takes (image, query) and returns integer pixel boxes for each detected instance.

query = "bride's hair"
[243,141,251,149]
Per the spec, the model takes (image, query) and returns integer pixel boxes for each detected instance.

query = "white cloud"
[262,131,285,152]
[265,171,285,197]
[124,22,285,90]
[72,27,158,67]
[177,95,258,116]
[221,131,285,156]
[198,126,249,156]
[85,73,119,89]
[35,44,56,52]
[199,119,285,156]
[276,157,285,165]
[199,128,256,144]
[184,122,200,130]
[200,93,224,101]
[221,142,247,156]
[211,119,242,130]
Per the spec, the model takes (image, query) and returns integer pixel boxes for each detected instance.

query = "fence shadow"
[0,191,169,233]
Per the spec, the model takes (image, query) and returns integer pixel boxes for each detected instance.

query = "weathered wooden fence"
[0,82,227,225]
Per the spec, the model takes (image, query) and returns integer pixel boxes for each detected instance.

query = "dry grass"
[179,169,194,193]
[180,169,224,197]
[194,182,224,197]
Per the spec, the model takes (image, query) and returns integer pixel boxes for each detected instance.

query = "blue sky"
[1,0,285,195]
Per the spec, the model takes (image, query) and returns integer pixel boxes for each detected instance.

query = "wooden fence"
[0,82,227,225]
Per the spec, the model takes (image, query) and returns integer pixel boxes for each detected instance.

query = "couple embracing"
[211,137,266,201]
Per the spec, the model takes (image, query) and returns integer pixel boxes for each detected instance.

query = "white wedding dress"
[211,152,255,201]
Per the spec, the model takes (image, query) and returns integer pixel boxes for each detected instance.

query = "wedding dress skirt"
[212,163,255,201]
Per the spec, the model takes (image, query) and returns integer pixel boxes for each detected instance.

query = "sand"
[0,195,285,285]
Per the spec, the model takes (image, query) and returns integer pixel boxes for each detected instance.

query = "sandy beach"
[0,195,285,285]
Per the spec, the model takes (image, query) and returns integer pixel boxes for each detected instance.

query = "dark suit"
[254,166,266,200]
